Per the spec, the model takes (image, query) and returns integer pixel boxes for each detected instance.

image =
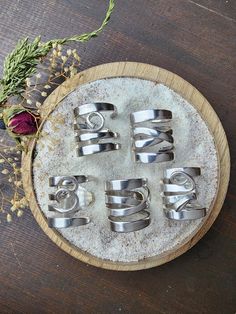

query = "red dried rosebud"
[9,111,39,135]
[3,106,40,136]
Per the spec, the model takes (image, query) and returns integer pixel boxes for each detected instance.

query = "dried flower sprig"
[0,0,115,223]
[0,0,114,105]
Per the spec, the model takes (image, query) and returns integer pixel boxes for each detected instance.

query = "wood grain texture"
[21,61,230,271]
[0,0,236,312]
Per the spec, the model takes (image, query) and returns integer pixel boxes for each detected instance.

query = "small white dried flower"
[26,78,31,87]
[44,85,51,89]
[26,99,32,105]
[53,49,58,56]
[57,44,62,51]
[2,169,9,175]
[67,49,72,56]
[41,92,47,97]
[36,73,42,79]
[7,213,12,222]
[0,159,5,163]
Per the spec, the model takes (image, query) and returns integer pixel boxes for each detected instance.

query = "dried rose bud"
[3,105,40,136]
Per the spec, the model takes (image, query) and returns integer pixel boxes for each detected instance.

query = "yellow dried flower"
[14,180,22,187]
[61,56,67,62]
[17,210,23,217]
[11,205,17,212]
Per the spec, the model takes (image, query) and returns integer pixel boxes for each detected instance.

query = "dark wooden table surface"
[0,0,235,313]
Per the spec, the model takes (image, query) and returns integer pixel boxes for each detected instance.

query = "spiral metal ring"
[162,167,206,220]
[105,178,151,232]
[74,102,120,156]
[48,175,89,214]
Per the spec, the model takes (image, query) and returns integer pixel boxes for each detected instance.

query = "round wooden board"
[22,62,230,271]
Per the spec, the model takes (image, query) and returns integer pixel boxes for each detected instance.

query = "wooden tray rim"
[22,61,230,271]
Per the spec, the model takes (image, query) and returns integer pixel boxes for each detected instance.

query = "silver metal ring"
[49,175,87,188]
[130,109,172,124]
[162,167,206,220]
[74,102,117,119]
[108,211,150,233]
[74,102,120,156]
[105,178,150,232]
[48,175,89,213]
[165,208,206,220]
[105,178,148,191]
[135,152,174,163]
[164,167,201,180]
[75,130,119,143]
[48,217,90,228]
[130,110,174,163]
[77,143,121,157]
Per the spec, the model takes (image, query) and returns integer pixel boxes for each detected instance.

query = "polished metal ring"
[105,178,150,232]
[108,211,150,233]
[77,143,121,157]
[74,102,117,132]
[48,175,89,213]
[48,217,90,228]
[130,109,174,163]
[74,102,117,118]
[106,193,148,217]
[165,208,206,220]
[164,167,201,181]
[162,167,206,220]
[75,130,119,143]
[105,178,148,191]
[135,152,174,163]
[130,109,172,124]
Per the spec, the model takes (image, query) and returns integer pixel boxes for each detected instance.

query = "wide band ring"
[130,109,172,124]
[165,208,206,220]
[77,143,121,157]
[48,217,90,228]
[108,211,150,233]
[135,152,174,163]
[74,102,117,118]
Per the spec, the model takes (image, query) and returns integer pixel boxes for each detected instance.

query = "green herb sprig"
[0,0,114,105]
